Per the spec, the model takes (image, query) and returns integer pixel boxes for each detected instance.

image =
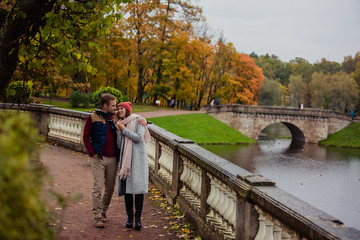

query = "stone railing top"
[0,103,90,119]
[201,104,352,120]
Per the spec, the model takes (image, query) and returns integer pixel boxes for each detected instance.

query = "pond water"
[202,123,360,230]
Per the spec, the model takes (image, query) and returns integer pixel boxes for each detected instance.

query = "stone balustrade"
[1,103,359,240]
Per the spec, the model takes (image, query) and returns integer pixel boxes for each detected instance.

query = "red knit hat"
[118,102,132,114]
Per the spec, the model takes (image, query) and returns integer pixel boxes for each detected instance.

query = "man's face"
[103,99,117,113]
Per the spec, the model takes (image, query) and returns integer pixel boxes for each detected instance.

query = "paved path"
[41,144,195,240]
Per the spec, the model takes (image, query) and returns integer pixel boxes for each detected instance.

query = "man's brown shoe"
[94,218,105,228]
[101,213,107,223]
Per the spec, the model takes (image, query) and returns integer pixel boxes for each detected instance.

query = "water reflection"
[202,139,360,230]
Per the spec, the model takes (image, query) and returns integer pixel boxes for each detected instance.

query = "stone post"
[200,168,210,219]
[155,139,161,173]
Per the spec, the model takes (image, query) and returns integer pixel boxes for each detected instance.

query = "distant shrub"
[122,95,129,102]
[92,87,123,108]
[0,111,54,239]
[70,91,89,108]
[7,81,32,103]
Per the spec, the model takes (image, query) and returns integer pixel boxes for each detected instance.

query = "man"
[83,94,119,228]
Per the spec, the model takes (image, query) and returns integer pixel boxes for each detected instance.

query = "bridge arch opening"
[258,122,305,149]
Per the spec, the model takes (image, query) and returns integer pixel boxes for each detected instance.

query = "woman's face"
[118,106,127,118]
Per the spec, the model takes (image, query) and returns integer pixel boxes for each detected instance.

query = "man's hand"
[139,118,147,126]
[92,154,99,158]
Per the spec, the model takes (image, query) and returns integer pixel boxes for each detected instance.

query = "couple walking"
[83,94,150,230]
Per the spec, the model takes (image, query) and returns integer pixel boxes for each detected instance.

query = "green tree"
[353,61,360,85]
[258,78,282,106]
[7,80,32,104]
[92,87,123,107]
[313,58,342,75]
[252,53,291,86]
[309,72,330,109]
[289,57,314,107]
[0,111,54,239]
[288,74,306,107]
[0,0,129,101]
[328,72,359,113]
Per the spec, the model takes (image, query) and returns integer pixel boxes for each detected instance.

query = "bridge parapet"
[2,103,359,240]
[201,104,353,120]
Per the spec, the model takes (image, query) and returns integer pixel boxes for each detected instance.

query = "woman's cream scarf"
[118,114,150,179]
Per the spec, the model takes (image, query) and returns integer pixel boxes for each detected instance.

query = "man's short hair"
[100,94,116,107]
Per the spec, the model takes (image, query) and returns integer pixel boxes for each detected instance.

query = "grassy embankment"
[319,122,360,148]
[41,99,161,113]
[148,113,255,145]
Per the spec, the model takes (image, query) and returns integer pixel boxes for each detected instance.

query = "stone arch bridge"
[201,104,353,143]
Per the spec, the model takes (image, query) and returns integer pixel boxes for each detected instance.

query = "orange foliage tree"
[228,53,264,105]
[89,1,265,108]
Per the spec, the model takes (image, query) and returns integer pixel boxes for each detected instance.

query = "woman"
[115,102,150,231]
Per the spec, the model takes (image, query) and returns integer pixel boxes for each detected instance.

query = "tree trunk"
[0,0,56,101]
[137,65,144,104]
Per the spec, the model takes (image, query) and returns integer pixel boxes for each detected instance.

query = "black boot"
[134,194,144,231]
[125,194,133,228]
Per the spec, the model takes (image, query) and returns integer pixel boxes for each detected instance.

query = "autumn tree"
[149,0,203,105]
[342,52,360,74]
[206,39,236,104]
[161,30,194,108]
[118,0,160,103]
[89,23,133,95]
[187,37,215,110]
[229,53,264,105]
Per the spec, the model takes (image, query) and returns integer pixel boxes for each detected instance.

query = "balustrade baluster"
[281,231,291,240]
[206,175,216,222]
[254,214,266,240]
[265,220,274,240]
[273,225,282,240]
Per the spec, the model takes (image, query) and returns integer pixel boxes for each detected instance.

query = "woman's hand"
[138,118,147,126]
[115,121,125,131]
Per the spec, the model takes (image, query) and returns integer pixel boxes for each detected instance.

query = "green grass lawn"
[148,113,255,145]
[40,99,162,113]
[319,122,360,148]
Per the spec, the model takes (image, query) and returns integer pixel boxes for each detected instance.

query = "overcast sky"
[196,0,360,63]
